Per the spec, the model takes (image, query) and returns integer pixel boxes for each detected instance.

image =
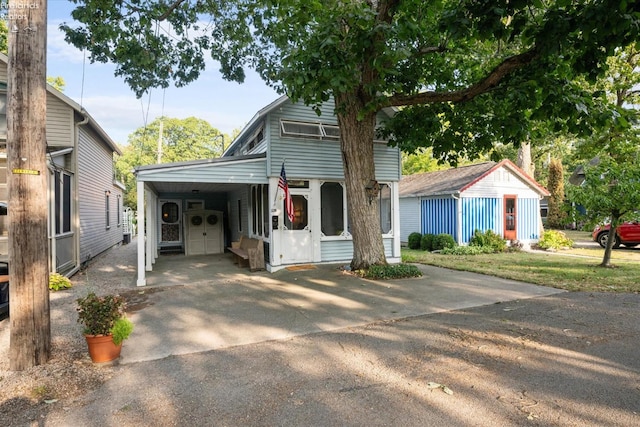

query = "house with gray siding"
[0,53,124,275]
[134,96,401,285]
[399,160,549,246]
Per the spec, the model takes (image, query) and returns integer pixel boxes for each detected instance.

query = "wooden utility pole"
[7,0,50,370]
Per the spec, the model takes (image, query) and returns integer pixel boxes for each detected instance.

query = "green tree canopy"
[116,116,226,209]
[62,0,640,269]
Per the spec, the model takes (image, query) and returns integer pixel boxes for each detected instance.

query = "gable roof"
[399,159,550,198]
[0,53,121,155]
[223,95,398,156]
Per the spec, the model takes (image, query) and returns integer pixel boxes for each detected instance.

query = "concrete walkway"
[121,252,564,364]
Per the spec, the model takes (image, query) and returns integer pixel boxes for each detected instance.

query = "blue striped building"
[399,160,549,246]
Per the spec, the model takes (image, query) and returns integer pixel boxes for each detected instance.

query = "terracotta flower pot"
[84,334,123,363]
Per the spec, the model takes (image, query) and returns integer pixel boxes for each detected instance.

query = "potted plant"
[76,292,134,363]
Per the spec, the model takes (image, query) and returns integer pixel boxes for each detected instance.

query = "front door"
[504,195,517,240]
[159,199,182,247]
[281,191,312,263]
[186,210,224,256]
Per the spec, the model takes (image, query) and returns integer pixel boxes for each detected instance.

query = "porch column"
[136,179,146,286]
[392,181,401,259]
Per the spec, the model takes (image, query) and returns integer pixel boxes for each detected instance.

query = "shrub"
[49,273,73,291]
[76,292,127,336]
[407,232,422,250]
[111,317,134,345]
[537,230,574,250]
[363,263,423,280]
[420,233,435,251]
[469,229,507,253]
[432,233,456,251]
[441,245,496,255]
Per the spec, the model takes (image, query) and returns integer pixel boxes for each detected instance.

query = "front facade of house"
[399,160,550,246]
[0,54,124,275]
[135,96,401,285]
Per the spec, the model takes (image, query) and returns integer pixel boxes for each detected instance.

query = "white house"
[0,53,124,275]
[134,96,402,285]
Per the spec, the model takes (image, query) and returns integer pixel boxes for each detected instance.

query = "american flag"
[278,163,295,223]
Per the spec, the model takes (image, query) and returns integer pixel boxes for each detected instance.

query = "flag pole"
[273,159,286,206]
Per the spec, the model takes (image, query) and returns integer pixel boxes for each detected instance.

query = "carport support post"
[136,179,146,286]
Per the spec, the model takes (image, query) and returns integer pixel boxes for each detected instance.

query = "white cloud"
[47,20,87,65]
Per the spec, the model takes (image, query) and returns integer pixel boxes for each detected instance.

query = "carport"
[134,154,267,287]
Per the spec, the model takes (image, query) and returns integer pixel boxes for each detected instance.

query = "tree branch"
[157,0,187,21]
[377,0,401,24]
[383,49,539,108]
[417,45,447,56]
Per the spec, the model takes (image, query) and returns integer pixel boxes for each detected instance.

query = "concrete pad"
[120,255,564,364]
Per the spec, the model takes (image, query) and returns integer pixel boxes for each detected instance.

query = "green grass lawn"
[402,249,640,293]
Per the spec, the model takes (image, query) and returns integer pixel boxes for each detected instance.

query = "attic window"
[281,120,322,138]
[243,126,265,153]
[322,124,340,139]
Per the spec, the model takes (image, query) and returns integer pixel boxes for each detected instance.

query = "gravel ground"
[1,240,640,426]
[0,240,138,425]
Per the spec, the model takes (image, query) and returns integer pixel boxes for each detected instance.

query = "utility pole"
[7,0,50,370]
[157,119,163,163]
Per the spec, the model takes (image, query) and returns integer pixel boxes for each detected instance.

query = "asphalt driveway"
[118,254,564,364]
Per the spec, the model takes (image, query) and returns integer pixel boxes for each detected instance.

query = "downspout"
[452,191,462,245]
[68,110,90,277]
[47,162,56,273]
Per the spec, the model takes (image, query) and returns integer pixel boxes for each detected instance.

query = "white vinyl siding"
[46,95,74,147]
[399,197,421,243]
[464,168,540,199]
[268,101,400,181]
[77,126,123,261]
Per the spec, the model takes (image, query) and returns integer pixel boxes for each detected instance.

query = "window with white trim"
[105,191,111,229]
[251,184,270,238]
[321,182,346,237]
[117,195,122,227]
[379,183,392,234]
[55,171,72,235]
[281,120,322,138]
[322,124,340,139]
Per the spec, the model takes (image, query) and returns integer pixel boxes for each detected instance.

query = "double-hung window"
[55,171,72,235]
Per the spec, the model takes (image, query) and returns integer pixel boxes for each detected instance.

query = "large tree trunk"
[336,92,387,270]
[517,141,534,177]
[8,0,51,370]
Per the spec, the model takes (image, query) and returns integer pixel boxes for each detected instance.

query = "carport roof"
[134,153,268,194]
[134,152,266,173]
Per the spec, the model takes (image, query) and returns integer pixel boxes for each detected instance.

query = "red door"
[504,195,517,240]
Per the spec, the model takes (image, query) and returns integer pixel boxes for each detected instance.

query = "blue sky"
[47,1,280,145]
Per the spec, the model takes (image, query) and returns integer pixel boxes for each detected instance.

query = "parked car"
[592,222,640,248]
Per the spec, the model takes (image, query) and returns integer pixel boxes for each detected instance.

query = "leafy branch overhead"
[62,0,639,154]
[62,0,640,270]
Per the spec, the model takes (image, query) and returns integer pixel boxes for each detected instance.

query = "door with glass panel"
[281,190,312,263]
[503,195,517,240]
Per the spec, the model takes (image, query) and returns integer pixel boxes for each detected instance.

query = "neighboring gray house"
[399,160,549,246]
[0,53,124,275]
[134,96,401,285]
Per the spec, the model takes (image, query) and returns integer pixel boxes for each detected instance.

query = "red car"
[592,222,640,248]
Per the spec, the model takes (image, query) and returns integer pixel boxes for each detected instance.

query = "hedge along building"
[134,96,401,286]
[399,160,550,246]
